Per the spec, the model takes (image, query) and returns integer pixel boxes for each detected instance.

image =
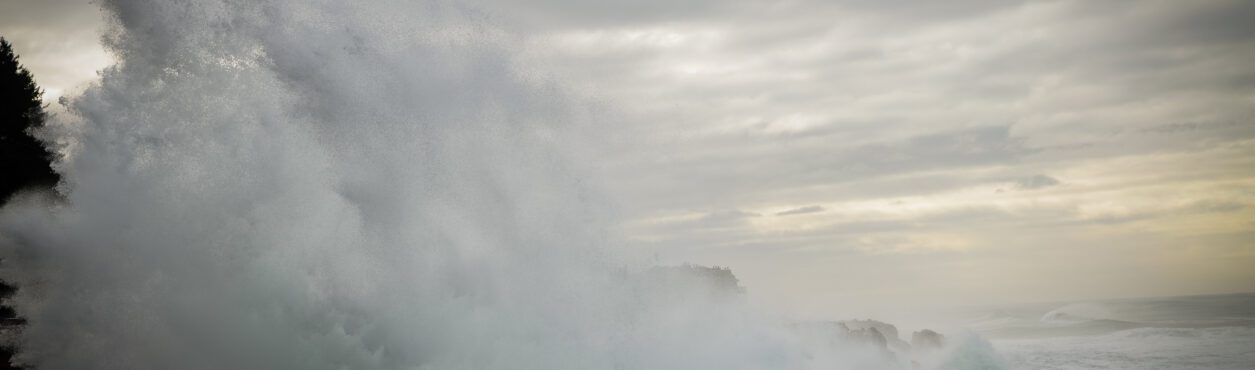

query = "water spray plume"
[0,1,1001,369]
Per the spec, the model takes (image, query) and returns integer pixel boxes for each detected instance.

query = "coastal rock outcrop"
[912,329,946,352]
[842,319,912,352]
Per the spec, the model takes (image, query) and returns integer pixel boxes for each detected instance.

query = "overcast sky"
[3,0,1253,320]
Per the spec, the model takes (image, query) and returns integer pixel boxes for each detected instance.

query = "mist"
[0,1,1001,369]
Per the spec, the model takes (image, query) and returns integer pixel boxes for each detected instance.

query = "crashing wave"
[0,1,1007,369]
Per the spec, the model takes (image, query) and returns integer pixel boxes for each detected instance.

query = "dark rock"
[642,264,745,302]
[911,329,946,352]
[841,323,889,349]
[841,319,911,352]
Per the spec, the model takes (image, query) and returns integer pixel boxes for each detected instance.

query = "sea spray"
[0,1,997,369]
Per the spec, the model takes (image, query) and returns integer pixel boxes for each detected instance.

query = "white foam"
[996,326,1255,370]
[0,1,1003,369]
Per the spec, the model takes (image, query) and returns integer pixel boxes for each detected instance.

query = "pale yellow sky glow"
[3,0,1254,321]
[0,0,110,102]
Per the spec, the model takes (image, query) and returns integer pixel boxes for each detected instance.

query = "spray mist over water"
[0,1,999,369]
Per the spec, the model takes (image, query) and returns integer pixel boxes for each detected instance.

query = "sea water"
[966,293,1255,369]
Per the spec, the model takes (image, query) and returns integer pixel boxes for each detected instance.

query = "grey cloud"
[1014,175,1060,190]
[607,124,1030,215]
[699,209,760,224]
[469,0,742,30]
[1180,200,1246,215]
[1082,213,1156,226]
[1052,199,1248,228]
[638,209,762,238]
[775,205,824,216]
[571,0,1255,220]
[0,0,108,100]
[0,0,98,29]
[380,0,1255,311]
[829,0,1030,21]
[636,204,1076,257]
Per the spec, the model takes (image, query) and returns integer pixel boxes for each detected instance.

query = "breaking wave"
[0,1,1004,369]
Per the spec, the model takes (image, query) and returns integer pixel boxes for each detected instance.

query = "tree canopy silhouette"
[0,37,58,203]
[0,36,52,370]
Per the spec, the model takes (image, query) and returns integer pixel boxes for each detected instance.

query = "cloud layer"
[508,0,1255,316]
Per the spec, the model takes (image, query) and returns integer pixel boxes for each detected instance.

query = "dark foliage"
[0,38,58,203]
[0,37,56,370]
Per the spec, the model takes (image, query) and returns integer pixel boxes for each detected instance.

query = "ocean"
[963,293,1255,369]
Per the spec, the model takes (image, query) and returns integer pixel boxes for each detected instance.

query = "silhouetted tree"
[0,36,53,370]
[1,37,58,203]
